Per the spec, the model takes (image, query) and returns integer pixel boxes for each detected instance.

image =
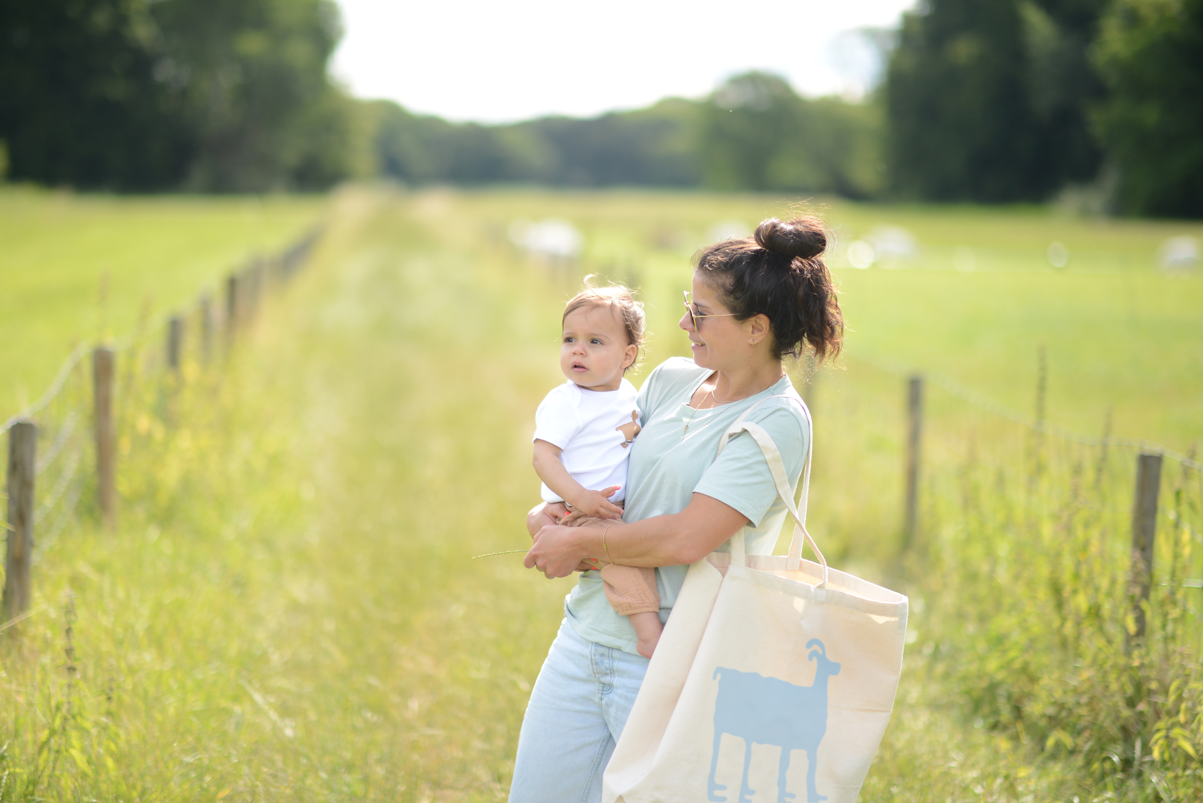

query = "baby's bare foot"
[636,630,661,659]
[630,611,663,659]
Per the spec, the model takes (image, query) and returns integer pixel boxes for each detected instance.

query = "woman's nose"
[679,311,693,332]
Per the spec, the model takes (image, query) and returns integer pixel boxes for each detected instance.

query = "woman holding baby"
[510,215,844,802]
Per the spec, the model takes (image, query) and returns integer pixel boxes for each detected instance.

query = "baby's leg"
[599,564,663,659]
[627,611,663,660]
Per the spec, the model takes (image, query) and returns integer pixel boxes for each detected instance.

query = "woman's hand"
[526,503,600,573]
[525,519,621,579]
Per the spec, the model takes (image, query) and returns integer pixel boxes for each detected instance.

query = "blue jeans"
[509,618,650,803]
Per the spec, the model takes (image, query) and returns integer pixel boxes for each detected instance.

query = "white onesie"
[532,379,641,505]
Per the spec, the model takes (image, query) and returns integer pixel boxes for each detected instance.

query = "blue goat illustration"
[707,639,841,803]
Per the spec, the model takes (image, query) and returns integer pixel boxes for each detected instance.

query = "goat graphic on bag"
[707,639,841,803]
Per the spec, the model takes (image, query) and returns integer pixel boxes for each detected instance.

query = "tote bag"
[603,398,908,803]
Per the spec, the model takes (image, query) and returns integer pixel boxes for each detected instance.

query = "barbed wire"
[35,409,80,475]
[0,343,89,436]
[34,447,82,527]
[35,474,87,557]
[846,350,1203,472]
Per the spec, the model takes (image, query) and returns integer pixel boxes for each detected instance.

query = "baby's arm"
[532,439,623,520]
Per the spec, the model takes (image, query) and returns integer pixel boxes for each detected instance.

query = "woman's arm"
[524,492,747,579]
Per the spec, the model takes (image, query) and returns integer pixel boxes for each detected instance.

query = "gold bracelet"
[602,525,613,564]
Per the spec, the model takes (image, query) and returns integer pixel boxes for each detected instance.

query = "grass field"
[1,185,1201,800]
[0,187,327,416]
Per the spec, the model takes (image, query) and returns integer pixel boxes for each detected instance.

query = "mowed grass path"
[1,186,1183,800]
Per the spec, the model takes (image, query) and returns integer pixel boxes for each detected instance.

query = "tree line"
[886,0,1203,217]
[0,0,362,192]
[1,0,1199,216]
[368,74,884,200]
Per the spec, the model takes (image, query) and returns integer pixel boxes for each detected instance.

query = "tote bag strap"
[715,394,827,586]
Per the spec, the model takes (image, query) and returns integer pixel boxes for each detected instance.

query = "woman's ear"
[747,314,771,342]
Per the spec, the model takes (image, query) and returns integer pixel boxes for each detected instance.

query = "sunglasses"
[683,291,737,330]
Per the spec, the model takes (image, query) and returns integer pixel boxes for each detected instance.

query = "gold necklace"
[682,386,715,438]
[681,373,787,439]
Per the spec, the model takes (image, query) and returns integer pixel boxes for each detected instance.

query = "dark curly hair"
[693,216,844,363]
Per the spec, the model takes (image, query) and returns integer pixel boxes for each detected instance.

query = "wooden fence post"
[199,293,213,364]
[903,375,924,548]
[93,347,116,528]
[1126,451,1162,651]
[167,315,184,374]
[226,273,240,336]
[3,421,37,623]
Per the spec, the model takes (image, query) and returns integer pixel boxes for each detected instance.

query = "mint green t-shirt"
[565,357,809,654]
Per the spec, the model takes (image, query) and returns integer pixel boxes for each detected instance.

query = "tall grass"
[808,354,1203,799]
[2,185,1201,800]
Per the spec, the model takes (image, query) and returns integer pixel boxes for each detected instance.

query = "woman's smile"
[680,277,738,369]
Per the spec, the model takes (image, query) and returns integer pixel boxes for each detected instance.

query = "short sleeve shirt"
[532,379,640,505]
[565,357,809,654]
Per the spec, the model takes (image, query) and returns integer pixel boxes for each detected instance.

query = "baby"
[531,282,663,658]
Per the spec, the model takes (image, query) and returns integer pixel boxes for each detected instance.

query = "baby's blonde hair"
[563,277,646,373]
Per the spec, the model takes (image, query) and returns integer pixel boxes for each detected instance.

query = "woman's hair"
[563,278,646,372]
[693,216,844,363]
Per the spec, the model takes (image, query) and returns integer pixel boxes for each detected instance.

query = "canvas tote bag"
[603,397,908,803]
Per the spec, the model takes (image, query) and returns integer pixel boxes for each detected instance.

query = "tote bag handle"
[715,395,827,587]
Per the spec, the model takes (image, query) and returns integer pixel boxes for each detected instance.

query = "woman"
[510,215,844,802]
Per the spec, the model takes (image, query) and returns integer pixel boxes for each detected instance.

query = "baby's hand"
[568,486,623,520]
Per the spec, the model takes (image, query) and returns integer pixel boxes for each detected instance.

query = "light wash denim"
[509,618,650,803]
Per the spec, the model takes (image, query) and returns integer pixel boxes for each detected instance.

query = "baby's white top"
[533,378,641,505]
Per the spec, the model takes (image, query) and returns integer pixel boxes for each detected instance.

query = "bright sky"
[331,0,917,123]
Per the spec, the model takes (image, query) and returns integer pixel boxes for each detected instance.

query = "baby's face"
[560,304,637,392]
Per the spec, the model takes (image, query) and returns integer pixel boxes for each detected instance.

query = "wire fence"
[804,349,1202,677]
[2,229,323,624]
[6,223,1198,765]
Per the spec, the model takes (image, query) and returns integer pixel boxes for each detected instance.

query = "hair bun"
[754,217,827,260]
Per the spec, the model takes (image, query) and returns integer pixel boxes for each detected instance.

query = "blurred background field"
[0,188,326,414]
[3,0,1203,798]
[1,186,1201,800]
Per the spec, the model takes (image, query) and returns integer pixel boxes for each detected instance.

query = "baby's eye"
[563,336,575,343]
[590,338,603,345]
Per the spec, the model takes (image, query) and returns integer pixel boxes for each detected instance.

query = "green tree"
[700,72,804,191]
[149,0,351,191]
[887,0,1040,201]
[0,0,192,189]
[699,72,883,197]
[369,102,539,185]
[512,99,701,187]
[885,0,1105,202]
[1019,0,1106,190]
[1092,0,1203,216]
[370,98,701,188]
[0,0,360,191]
